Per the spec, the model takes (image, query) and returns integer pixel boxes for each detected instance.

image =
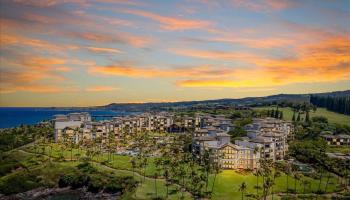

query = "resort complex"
[53,112,294,170]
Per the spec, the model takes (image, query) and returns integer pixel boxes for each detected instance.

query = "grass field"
[0,149,192,200]
[254,107,350,125]
[16,142,347,200]
[209,170,342,200]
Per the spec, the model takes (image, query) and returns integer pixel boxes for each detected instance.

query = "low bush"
[0,173,41,195]
[87,178,104,193]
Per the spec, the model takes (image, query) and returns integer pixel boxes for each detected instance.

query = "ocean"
[0,107,132,128]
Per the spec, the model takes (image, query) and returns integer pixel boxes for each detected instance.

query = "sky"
[0,0,350,107]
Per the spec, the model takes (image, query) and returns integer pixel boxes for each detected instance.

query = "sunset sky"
[0,0,350,107]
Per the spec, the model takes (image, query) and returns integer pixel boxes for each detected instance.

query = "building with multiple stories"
[54,112,293,170]
[236,117,293,161]
[191,115,260,170]
[192,129,260,169]
[54,112,174,144]
[321,134,350,146]
[53,112,90,142]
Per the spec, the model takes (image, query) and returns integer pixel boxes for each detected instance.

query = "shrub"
[58,173,90,189]
[71,174,90,189]
[87,178,104,193]
[104,182,123,193]
[58,174,75,188]
[0,173,41,195]
[77,162,96,173]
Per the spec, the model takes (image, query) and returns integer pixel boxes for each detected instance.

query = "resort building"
[192,129,260,169]
[53,112,90,142]
[54,112,174,144]
[237,117,293,161]
[321,134,350,146]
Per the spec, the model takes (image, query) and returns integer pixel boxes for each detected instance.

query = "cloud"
[121,9,211,30]
[85,86,119,92]
[86,46,122,54]
[176,37,350,88]
[187,36,294,49]
[68,31,152,47]
[89,65,236,78]
[169,48,261,62]
[231,0,295,12]
[12,0,90,7]
[0,32,80,54]
[0,53,76,94]
[0,70,71,94]
[0,85,69,94]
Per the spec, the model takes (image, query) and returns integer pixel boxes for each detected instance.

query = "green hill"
[254,106,350,125]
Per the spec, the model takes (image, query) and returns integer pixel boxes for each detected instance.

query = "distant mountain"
[97,90,350,112]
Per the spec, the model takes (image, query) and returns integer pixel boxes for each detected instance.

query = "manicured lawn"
[18,143,345,200]
[327,146,350,154]
[22,143,158,177]
[254,107,350,125]
[209,170,342,200]
[0,149,192,200]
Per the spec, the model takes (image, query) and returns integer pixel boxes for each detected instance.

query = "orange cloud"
[0,70,71,94]
[122,9,211,30]
[89,65,236,78]
[86,46,122,54]
[0,53,77,94]
[69,31,152,47]
[232,0,295,12]
[170,48,261,61]
[176,36,350,88]
[0,32,80,54]
[0,85,68,94]
[85,86,119,92]
[206,36,294,49]
[89,35,350,88]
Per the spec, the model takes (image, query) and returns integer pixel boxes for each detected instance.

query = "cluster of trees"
[291,102,316,123]
[310,95,350,115]
[0,124,52,152]
[267,108,283,119]
[289,110,350,187]
[130,133,221,199]
[289,139,349,184]
[58,162,138,194]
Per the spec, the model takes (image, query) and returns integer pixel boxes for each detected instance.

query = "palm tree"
[285,164,291,194]
[324,171,331,193]
[254,168,262,196]
[263,177,274,200]
[131,157,136,178]
[238,182,247,200]
[302,179,310,193]
[293,172,302,194]
[154,172,158,198]
[271,171,281,200]
[317,170,324,193]
[164,169,170,198]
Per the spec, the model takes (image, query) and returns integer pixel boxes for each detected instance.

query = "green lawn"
[17,143,346,200]
[326,146,350,154]
[209,170,342,200]
[254,107,350,125]
[0,149,191,200]
[22,144,158,177]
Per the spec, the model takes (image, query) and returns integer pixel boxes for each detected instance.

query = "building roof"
[216,132,231,137]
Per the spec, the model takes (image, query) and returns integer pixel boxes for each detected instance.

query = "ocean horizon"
[0,107,132,128]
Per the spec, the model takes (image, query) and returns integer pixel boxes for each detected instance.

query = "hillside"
[97,90,350,112]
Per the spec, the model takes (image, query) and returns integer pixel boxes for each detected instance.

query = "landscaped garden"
[11,141,346,200]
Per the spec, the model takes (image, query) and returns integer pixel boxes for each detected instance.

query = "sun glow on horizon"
[0,0,350,106]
